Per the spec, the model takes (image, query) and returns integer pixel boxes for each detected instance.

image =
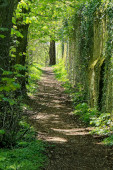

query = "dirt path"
[27,67,113,170]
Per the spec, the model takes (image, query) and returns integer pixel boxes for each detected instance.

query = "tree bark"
[15,6,30,95]
[49,40,56,65]
[15,23,29,95]
[0,0,18,73]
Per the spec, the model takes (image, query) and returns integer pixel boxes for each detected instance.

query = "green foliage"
[0,130,5,135]
[11,28,24,38]
[54,55,113,144]
[103,135,113,146]
[90,113,113,135]
[74,103,113,136]
[74,103,113,137]
[56,0,113,137]
[53,59,69,82]
[74,103,99,124]
[0,115,47,169]
[0,140,47,170]
[0,64,28,147]
[0,34,6,38]
[26,64,42,94]
[0,103,22,147]
[28,40,50,66]
[17,122,35,142]
[54,60,87,105]
[70,85,87,105]
[14,64,26,71]
[60,0,113,112]
[0,64,41,147]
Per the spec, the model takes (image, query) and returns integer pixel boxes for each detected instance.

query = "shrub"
[90,113,113,135]
[74,103,99,124]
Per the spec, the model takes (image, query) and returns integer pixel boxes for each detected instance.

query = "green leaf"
[3,71,13,75]
[11,28,23,38]
[0,28,9,31]
[3,97,16,105]
[0,34,6,38]
[14,64,26,71]
[0,129,5,135]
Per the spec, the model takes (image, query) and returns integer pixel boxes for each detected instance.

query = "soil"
[26,67,113,170]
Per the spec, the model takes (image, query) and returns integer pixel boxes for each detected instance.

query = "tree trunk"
[15,22,29,95]
[49,40,56,65]
[0,0,18,75]
[15,6,30,95]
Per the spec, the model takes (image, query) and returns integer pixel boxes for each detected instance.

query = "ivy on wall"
[60,0,113,113]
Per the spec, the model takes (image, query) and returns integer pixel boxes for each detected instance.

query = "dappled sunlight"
[51,128,91,136]
[45,137,67,143]
[28,68,93,145]
[1,0,113,167]
[51,99,60,103]
[95,142,105,145]
[27,67,113,169]
[34,113,59,121]
[51,104,65,108]
[51,120,62,124]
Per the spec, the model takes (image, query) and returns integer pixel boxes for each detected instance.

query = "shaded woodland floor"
[26,67,113,170]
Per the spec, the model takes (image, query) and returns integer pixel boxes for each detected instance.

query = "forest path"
[27,67,113,170]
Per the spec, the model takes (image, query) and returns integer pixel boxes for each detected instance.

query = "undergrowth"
[26,63,42,95]
[0,64,47,169]
[53,59,68,83]
[0,114,47,169]
[54,61,113,145]
[0,124,47,170]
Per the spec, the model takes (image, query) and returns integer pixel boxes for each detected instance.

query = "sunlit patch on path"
[51,128,90,136]
[27,67,113,170]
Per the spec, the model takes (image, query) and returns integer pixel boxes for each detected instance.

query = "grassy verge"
[0,64,48,169]
[0,140,47,170]
[0,114,47,170]
[0,119,47,170]
[26,63,43,95]
[53,61,113,146]
[53,60,69,83]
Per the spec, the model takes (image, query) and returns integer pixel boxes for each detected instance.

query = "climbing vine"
[60,0,112,112]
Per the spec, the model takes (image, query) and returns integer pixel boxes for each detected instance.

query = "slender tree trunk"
[15,6,30,95]
[49,40,56,65]
[15,23,29,95]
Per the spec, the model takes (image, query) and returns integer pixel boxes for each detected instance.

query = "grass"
[53,59,69,83]
[0,121,47,170]
[26,63,43,95]
[0,140,47,170]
